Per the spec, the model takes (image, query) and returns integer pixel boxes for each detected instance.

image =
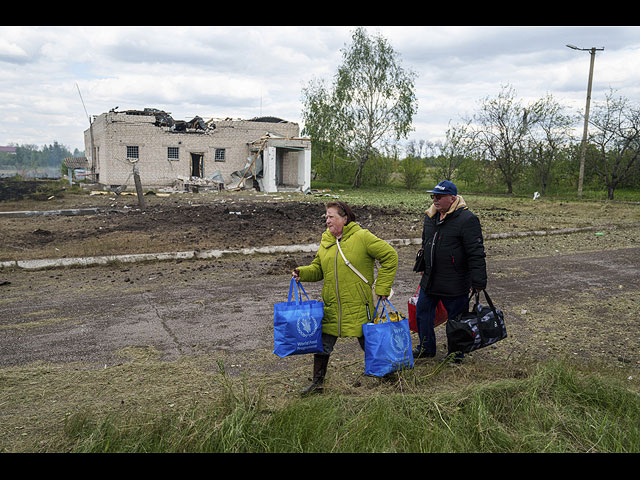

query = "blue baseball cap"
[427,180,457,196]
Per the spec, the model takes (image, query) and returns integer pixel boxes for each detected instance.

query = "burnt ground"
[0,192,419,261]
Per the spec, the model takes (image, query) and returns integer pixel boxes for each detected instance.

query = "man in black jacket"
[413,180,487,362]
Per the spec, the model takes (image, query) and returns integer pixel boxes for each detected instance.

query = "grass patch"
[0,316,71,331]
[54,359,640,453]
[309,185,640,232]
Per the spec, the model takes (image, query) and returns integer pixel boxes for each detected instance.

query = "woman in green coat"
[292,201,398,395]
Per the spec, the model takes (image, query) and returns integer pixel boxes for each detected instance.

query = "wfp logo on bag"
[390,325,411,355]
[297,312,320,338]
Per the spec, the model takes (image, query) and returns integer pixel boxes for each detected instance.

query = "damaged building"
[83,108,312,193]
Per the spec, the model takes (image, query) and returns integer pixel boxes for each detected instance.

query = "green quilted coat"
[297,222,398,338]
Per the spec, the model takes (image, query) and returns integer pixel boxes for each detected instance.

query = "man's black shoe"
[448,352,464,364]
[412,348,435,359]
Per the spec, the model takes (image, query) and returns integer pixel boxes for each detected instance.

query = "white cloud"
[0,38,29,63]
[1,26,640,151]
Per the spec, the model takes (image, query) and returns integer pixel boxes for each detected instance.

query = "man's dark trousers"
[415,288,468,356]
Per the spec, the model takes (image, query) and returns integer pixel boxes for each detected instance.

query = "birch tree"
[302,27,417,188]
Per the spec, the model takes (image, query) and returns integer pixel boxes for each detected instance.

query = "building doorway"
[191,153,204,178]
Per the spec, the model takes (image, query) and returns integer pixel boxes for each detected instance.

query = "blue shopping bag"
[363,298,414,377]
[273,278,324,358]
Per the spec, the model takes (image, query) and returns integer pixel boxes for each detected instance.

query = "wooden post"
[133,164,145,209]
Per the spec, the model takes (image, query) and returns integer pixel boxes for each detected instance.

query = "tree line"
[0,142,83,176]
[302,28,640,200]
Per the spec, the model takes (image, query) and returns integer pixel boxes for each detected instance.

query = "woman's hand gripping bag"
[273,278,324,357]
[363,299,414,377]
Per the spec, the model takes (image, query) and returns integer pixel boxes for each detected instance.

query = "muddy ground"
[0,191,421,261]
[1,189,639,372]
[1,188,640,452]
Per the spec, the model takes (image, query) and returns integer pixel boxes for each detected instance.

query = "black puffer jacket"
[418,198,487,297]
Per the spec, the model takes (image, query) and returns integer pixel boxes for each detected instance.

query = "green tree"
[302,27,417,188]
[398,156,425,189]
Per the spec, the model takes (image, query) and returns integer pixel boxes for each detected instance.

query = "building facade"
[84,108,311,193]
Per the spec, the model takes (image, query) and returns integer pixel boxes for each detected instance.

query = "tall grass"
[62,360,640,453]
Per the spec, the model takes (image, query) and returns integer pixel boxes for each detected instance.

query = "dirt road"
[1,190,639,376]
[1,238,638,372]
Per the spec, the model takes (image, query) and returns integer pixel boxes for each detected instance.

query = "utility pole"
[566,44,604,198]
[76,83,96,181]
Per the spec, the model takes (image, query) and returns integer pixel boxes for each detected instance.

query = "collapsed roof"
[110,108,210,132]
[114,108,293,134]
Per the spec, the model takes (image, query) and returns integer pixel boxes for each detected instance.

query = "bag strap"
[462,290,477,313]
[336,238,394,300]
[373,297,403,323]
[385,298,401,315]
[481,289,497,311]
[336,238,369,284]
[287,277,299,303]
[481,289,500,319]
[297,281,311,302]
[468,289,500,320]
[288,278,310,304]
[472,290,500,345]
[372,297,391,323]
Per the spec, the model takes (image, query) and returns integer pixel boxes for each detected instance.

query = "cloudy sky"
[2,25,639,153]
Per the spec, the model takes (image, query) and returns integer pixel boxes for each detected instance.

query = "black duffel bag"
[446,289,507,354]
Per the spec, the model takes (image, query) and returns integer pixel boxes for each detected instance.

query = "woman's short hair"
[326,201,356,224]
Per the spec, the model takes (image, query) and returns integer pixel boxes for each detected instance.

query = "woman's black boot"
[301,354,329,396]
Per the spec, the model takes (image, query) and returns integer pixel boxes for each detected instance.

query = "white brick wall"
[85,111,306,189]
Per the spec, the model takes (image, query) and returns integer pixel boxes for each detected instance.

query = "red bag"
[408,287,448,333]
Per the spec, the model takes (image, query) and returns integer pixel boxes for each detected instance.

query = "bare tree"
[527,94,576,194]
[404,139,430,160]
[470,85,542,193]
[434,121,473,181]
[588,91,640,199]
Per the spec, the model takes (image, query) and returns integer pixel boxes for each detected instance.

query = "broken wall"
[85,110,304,190]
